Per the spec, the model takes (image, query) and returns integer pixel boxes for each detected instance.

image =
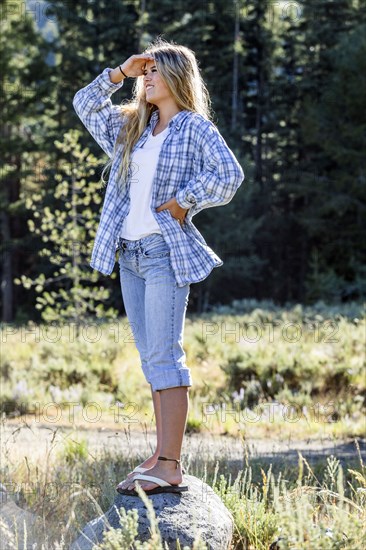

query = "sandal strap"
[158,455,181,469]
[133,474,171,487]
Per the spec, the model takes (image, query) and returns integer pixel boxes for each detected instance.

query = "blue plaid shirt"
[72,67,245,287]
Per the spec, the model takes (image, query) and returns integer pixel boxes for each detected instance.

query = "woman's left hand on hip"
[156,198,189,225]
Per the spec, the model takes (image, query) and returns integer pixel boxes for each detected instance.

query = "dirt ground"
[2,418,365,469]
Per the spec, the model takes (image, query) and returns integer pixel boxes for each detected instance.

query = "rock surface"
[71,474,234,549]
[0,483,40,549]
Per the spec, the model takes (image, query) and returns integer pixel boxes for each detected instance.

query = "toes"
[117,480,158,492]
[117,478,133,490]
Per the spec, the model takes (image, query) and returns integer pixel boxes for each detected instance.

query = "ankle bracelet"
[158,456,181,469]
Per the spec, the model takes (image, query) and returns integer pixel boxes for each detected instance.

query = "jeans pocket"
[142,236,170,259]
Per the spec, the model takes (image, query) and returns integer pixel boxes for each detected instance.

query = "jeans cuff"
[149,368,192,391]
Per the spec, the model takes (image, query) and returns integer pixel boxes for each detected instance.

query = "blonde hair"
[101,37,214,190]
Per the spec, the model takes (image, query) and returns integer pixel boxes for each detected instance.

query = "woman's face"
[142,59,173,106]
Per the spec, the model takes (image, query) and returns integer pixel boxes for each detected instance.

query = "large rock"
[71,474,234,549]
[0,483,40,549]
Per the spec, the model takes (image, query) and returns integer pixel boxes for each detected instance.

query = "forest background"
[1,0,366,323]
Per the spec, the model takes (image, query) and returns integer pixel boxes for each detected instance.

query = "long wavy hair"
[101,37,214,191]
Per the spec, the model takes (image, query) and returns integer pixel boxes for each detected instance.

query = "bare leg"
[123,386,189,491]
[123,385,162,482]
[152,386,163,454]
[159,386,189,458]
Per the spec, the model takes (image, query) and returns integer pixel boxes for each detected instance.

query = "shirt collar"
[149,109,191,131]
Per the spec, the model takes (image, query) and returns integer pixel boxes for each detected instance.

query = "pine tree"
[302,22,366,300]
[254,0,365,302]
[45,0,142,151]
[294,0,365,301]
[0,0,51,321]
[15,129,120,326]
[259,2,311,302]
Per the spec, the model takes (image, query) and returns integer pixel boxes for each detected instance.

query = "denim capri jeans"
[117,232,192,392]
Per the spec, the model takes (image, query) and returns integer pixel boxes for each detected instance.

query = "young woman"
[73,38,244,496]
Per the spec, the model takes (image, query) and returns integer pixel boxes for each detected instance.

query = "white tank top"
[119,125,170,240]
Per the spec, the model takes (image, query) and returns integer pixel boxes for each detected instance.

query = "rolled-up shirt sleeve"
[72,67,125,158]
[175,122,245,213]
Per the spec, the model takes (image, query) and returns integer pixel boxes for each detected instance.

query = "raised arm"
[72,55,155,158]
[72,67,126,158]
[175,120,245,216]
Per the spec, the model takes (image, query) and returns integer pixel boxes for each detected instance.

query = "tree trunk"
[1,207,13,322]
[231,0,240,132]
